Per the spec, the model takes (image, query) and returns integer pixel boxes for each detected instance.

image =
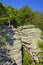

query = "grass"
[23,48,32,65]
[41,32,43,36]
[23,45,43,65]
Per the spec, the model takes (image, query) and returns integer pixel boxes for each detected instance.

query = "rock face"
[17,25,42,62]
[0,25,42,65]
[0,26,22,65]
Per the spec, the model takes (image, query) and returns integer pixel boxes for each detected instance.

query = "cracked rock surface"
[0,25,42,65]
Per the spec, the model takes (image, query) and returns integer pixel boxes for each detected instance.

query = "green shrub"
[37,41,43,65]
[38,41,43,50]
[23,48,32,65]
[41,32,43,36]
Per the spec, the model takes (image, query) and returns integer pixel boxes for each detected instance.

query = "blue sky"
[0,0,43,12]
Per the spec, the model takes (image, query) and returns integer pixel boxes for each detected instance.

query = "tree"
[16,6,33,26]
[32,16,43,30]
[0,2,18,26]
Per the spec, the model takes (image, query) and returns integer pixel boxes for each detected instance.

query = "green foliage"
[41,32,43,36]
[23,48,43,65]
[0,2,43,29]
[36,63,43,65]
[0,28,2,34]
[38,41,43,50]
[37,41,43,65]
[32,16,43,30]
[0,2,18,26]
[16,6,34,26]
[23,48,32,65]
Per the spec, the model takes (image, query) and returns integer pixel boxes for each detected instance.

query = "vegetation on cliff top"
[0,2,43,30]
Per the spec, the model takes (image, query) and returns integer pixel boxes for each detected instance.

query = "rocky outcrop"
[0,25,42,65]
[0,26,22,65]
[17,25,42,63]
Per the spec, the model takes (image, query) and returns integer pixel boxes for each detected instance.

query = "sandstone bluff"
[0,25,42,65]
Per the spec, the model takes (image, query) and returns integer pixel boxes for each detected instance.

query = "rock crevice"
[0,25,42,65]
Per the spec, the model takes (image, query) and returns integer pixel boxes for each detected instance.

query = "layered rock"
[17,25,42,62]
[0,25,42,65]
[0,26,22,65]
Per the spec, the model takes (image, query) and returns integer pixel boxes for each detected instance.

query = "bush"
[23,48,32,65]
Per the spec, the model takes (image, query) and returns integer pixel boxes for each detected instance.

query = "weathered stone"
[0,25,42,65]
